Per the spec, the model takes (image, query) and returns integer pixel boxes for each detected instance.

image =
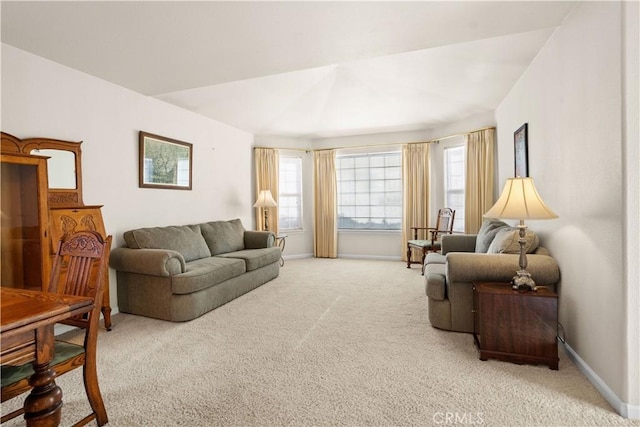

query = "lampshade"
[484,177,558,220]
[253,190,277,208]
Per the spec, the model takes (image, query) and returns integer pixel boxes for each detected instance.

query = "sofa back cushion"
[475,219,510,253]
[123,224,211,262]
[487,227,540,254]
[200,219,245,255]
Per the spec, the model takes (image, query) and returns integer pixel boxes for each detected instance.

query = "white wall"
[622,0,640,416]
[495,1,639,417]
[2,44,256,314]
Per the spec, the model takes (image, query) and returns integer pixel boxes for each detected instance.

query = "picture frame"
[514,123,529,177]
[139,131,193,190]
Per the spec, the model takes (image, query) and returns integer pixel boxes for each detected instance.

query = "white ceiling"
[1,1,576,139]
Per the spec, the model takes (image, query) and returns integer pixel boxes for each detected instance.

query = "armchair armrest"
[109,247,186,277]
[441,234,477,254]
[244,230,275,249]
[446,252,560,285]
[410,226,430,240]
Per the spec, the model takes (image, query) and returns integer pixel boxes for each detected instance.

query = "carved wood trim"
[1,132,84,207]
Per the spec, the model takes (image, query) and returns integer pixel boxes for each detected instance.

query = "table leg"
[23,325,62,427]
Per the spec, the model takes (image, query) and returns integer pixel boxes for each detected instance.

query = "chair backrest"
[435,208,456,234]
[48,230,111,329]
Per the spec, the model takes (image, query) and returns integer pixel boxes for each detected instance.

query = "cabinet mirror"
[29,148,77,189]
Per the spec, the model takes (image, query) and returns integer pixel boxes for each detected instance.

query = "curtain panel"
[313,150,337,258]
[465,128,495,234]
[254,147,279,235]
[401,143,430,262]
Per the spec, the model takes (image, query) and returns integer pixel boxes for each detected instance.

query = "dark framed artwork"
[139,131,193,190]
[514,123,529,177]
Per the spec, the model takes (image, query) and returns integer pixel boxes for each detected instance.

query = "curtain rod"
[254,126,496,153]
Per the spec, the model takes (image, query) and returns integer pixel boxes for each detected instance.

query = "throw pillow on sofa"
[123,225,211,262]
[487,227,539,254]
[475,219,510,252]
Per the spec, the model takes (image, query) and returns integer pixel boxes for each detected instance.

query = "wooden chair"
[1,230,111,426]
[406,208,455,274]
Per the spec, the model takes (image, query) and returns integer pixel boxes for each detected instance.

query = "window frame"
[278,155,303,231]
[443,144,466,233]
[336,151,402,231]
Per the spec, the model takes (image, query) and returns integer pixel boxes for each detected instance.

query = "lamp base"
[512,270,537,292]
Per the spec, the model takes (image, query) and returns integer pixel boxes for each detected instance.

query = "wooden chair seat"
[1,342,84,392]
[407,239,443,252]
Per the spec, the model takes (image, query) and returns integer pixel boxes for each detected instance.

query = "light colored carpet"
[3,258,638,426]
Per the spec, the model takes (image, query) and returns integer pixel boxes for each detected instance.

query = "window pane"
[444,146,466,233]
[336,151,402,230]
[278,156,303,230]
[370,167,385,180]
[370,180,384,192]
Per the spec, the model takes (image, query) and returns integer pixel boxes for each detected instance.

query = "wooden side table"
[472,281,559,370]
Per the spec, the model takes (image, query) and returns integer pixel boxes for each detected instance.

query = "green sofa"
[424,219,561,333]
[109,219,280,322]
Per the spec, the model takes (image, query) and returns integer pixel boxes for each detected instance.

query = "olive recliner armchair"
[423,219,561,333]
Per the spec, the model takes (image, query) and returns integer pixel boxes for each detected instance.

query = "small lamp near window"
[253,190,277,231]
[483,177,558,291]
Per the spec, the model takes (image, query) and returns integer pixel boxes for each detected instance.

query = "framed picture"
[514,123,529,177]
[139,131,192,190]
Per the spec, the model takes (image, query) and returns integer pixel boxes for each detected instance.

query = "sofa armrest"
[441,234,477,254]
[446,253,560,285]
[244,231,275,249]
[109,247,186,277]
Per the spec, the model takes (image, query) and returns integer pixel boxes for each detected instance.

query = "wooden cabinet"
[473,281,559,370]
[1,153,51,290]
[2,132,112,330]
[49,206,112,330]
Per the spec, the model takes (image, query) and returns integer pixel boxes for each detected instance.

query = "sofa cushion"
[123,225,211,262]
[200,219,245,256]
[487,227,540,254]
[217,247,281,272]
[425,253,446,265]
[172,256,246,295]
[475,219,510,253]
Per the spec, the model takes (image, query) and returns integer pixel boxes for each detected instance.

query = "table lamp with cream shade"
[483,177,558,291]
[253,190,277,231]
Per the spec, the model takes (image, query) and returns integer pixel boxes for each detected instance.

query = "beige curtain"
[465,128,495,234]
[402,143,430,262]
[313,150,337,258]
[254,148,279,235]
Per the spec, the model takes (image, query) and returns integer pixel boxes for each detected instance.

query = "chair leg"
[1,408,25,423]
[407,245,412,268]
[421,248,427,275]
[82,361,108,426]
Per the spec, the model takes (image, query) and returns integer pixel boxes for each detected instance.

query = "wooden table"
[472,281,559,370]
[1,288,93,426]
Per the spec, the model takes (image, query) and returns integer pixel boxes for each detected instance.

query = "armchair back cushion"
[200,219,245,255]
[123,225,211,262]
[474,219,510,252]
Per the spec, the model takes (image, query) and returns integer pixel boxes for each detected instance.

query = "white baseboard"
[283,254,403,262]
[561,341,640,419]
[282,253,314,260]
[337,254,403,261]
